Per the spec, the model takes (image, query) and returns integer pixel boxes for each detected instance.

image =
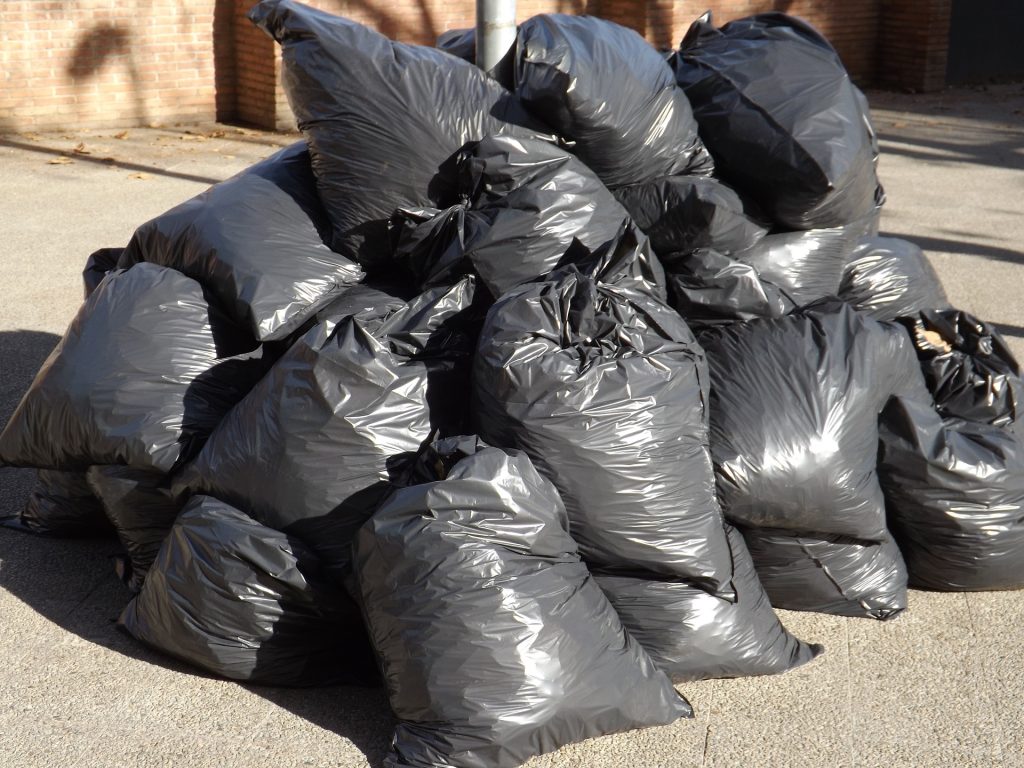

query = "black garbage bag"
[897,309,1021,427]
[474,268,732,596]
[665,248,795,328]
[672,12,881,229]
[86,466,182,592]
[612,176,767,257]
[1,470,112,537]
[838,236,950,321]
[118,142,363,342]
[435,27,475,63]
[700,303,920,615]
[515,13,713,187]
[174,279,479,577]
[0,264,269,474]
[120,495,376,686]
[597,526,822,680]
[354,436,691,768]
[249,0,548,271]
[740,528,907,620]
[82,247,123,298]
[879,397,1024,591]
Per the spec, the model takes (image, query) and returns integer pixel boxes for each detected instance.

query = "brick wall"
[0,0,218,132]
[0,0,953,132]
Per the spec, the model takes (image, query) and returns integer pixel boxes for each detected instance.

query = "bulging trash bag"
[665,248,795,328]
[700,303,919,615]
[839,236,950,321]
[597,526,823,680]
[613,176,767,257]
[0,264,269,474]
[701,302,919,541]
[1,470,112,537]
[897,309,1021,427]
[174,278,478,576]
[82,247,123,299]
[474,268,732,596]
[740,528,907,620]
[515,13,713,187]
[672,12,881,229]
[120,495,376,686]
[879,397,1024,591]
[86,466,182,592]
[354,436,692,768]
[119,142,363,342]
[249,0,547,271]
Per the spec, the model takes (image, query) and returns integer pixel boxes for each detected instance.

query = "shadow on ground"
[0,330,393,767]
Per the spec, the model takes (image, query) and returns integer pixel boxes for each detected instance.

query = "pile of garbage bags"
[2,2,1022,765]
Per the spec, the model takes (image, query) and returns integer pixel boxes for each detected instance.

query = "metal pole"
[475,0,517,75]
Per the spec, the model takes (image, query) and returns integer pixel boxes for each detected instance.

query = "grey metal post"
[475,0,516,75]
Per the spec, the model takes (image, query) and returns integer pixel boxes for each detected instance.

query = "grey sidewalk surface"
[0,83,1022,768]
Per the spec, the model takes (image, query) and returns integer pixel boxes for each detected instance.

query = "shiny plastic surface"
[598,526,822,680]
[673,12,881,229]
[354,437,691,768]
[174,278,478,576]
[474,269,733,596]
[249,0,547,270]
[0,264,268,474]
[86,466,182,592]
[119,142,363,341]
[880,398,1024,591]
[613,175,767,257]
[741,528,907,619]
[515,13,713,187]
[898,308,1021,427]
[120,495,376,686]
[839,236,950,321]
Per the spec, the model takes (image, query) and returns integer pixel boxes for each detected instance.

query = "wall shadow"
[66,22,149,125]
[879,232,1024,267]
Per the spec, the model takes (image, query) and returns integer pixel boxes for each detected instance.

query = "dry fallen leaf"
[179,133,206,142]
[922,329,952,353]
[72,142,91,155]
[128,172,152,180]
[113,130,129,140]
[891,120,908,129]
[48,155,74,165]
[205,129,226,139]
[22,132,42,142]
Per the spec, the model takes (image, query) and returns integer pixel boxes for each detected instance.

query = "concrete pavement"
[0,83,1022,768]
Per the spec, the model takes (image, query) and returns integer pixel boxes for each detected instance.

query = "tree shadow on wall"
[66,23,149,125]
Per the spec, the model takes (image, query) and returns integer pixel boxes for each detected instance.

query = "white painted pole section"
[475,0,516,74]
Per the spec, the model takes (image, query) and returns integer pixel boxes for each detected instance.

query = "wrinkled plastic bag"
[613,176,767,257]
[740,528,907,619]
[250,0,547,271]
[120,494,376,686]
[474,268,732,595]
[1,470,111,537]
[839,236,950,321]
[86,466,181,591]
[354,436,691,768]
[672,12,881,229]
[174,279,478,576]
[879,398,1024,591]
[83,247,123,299]
[119,142,363,341]
[515,13,713,187]
[897,309,1020,427]
[597,526,822,680]
[0,264,269,474]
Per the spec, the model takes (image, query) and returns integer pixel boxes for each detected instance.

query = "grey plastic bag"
[839,236,950,321]
[174,279,478,576]
[474,268,732,596]
[1,469,111,537]
[354,436,692,768]
[83,247,123,299]
[672,12,881,229]
[119,142,363,341]
[86,466,182,592]
[0,264,268,474]
[597,526,823,680]
[515,13,713,187]
[249,0,548,271]
[120,495,376,686]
